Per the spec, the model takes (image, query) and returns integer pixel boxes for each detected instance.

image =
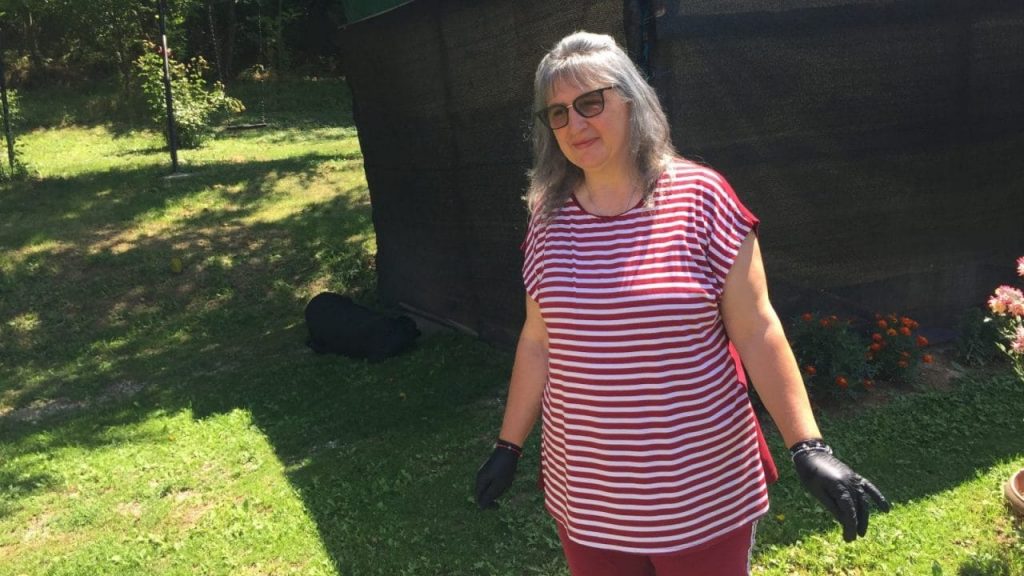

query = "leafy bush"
[866,313,931,385]
[133,43,243,148]
[788,313,874,402]
[789,311,935,401]
[955,307,1003,367]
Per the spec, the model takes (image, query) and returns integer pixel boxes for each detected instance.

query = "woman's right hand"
[474,440,522,509]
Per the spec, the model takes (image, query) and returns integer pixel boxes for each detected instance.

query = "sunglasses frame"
[536,86,616,130]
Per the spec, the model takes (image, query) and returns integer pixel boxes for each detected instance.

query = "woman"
[475,31,888,575]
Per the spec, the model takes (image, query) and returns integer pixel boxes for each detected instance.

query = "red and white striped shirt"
[522,160,774,554]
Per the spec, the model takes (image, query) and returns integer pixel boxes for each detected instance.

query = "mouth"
[572,137,598,149]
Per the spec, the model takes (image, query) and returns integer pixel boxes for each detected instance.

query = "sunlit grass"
[0,409,336,575]
[20,126,166,177]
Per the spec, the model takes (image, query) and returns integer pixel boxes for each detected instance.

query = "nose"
[566,107,589,131]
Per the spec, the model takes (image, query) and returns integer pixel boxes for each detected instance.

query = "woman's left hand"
[790,439,891,542]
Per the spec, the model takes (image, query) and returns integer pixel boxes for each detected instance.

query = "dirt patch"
[0,380,148,425]
[914,345,966,392]
[0,397,88,424]
[162,489,215,530]
[18,512,55,544]
[114,501,144,520]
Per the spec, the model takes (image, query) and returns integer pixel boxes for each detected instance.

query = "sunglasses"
[536,86,616,130]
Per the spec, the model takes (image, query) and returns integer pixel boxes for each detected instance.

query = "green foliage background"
[0,0,347,87]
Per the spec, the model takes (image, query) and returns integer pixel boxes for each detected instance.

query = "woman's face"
[546,79,631,176]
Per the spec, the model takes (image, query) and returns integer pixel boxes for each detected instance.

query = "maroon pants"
[556,521,757,576]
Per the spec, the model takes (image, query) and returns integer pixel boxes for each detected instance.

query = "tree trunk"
[276,0,286,74]
[223,0,236,81]
[208,0,223,84]
[26,10,45,75]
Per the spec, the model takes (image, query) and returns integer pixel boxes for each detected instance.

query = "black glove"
[474,439,522,509]
[790,439,891,542]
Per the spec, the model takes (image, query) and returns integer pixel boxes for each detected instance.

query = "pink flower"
[1018,256,1024,278]
[989,295,1006,315]
[1012,300,1024,318]
[989,285,1024,317]
[1013,325,1024,355]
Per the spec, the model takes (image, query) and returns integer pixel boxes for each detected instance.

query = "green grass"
[1,80,1022,575]
[755,373,1024,575]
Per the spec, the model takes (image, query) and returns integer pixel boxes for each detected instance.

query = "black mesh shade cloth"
[342,0,1024,347]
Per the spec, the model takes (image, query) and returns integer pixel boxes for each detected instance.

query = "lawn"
[1,79,1022,576]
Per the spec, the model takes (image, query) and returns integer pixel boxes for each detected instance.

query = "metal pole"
[0,27,17,174]
[158,0,179,172]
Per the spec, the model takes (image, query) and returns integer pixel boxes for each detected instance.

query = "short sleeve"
[520,212,545,302]
[699,170,759,298]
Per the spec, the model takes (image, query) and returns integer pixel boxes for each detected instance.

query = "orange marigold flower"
[877,319,888,329]
[869,343,881,352]
[899,326,911,336]
[922,354,933,364]
[836,376,849,388]
[916,335,929,347]
[887,328,898,337]
[871,333,883,342]
[898,360,909,369]
[802,313,814,322]
[887,314,899,324]
[899,350,910,359]
[804,365,817,376]
[819,318,830,328]
[863,379,875,391]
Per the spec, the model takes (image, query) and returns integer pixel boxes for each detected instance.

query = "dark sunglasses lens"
[574,92,605,117]
[546,106,569,129]
[540,88,609,129]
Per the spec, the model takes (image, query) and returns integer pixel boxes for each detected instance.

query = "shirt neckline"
[570,193,645,219]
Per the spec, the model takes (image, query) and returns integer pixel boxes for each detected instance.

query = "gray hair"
[526,31,677,223]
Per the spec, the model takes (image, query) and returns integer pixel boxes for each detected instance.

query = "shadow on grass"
[0,152,358,254]
[0,468,58,521]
